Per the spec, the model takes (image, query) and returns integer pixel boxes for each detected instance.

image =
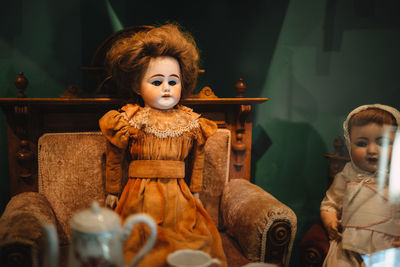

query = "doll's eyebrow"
[376,137,386,142]
[355,136,368,139]
[149,74,180,78]
[150,74,165,78]
[354,137,368,141]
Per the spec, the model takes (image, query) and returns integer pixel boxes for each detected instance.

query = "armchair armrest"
[298,220,329,267]
[0,192,57,267]
[220,179,297,266]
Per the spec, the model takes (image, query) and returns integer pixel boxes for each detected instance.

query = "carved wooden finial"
[14,72,28,98]
[235,78,246,97]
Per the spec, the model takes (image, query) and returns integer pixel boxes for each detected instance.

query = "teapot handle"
[42,223,60,267]
[123,214,157,267]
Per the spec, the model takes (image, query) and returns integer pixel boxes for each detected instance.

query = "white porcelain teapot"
[42,201,157,267]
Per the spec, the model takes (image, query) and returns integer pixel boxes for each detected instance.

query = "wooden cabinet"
[0,85,267,196]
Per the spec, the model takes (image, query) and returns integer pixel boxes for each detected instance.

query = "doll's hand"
[193,192,203,207]
[106,194,119,209]
[321,210,342,241]
[326,219,342,241]
[121,104,140,120]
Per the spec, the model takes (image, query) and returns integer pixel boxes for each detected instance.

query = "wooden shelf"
[0,97,268,105]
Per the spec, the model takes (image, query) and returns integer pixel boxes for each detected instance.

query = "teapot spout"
[42,223,60,267]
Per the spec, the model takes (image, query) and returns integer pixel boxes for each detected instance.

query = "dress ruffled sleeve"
[99,110,136,195]
[189,118,218,192]
[99,110,131,149]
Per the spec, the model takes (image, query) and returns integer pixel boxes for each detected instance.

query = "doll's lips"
[162,94,171,98]
[367,158,378,164]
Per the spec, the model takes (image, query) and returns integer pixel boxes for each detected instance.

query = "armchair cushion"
[0,192,56,267]
[220,179,297,265]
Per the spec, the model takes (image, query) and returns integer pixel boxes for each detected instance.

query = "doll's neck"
[144,104,177,112]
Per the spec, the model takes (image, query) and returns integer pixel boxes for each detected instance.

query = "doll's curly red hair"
[349,108,397,134]
[106,24,199,100]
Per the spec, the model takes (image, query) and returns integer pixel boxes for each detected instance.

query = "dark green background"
[1,0,399,265]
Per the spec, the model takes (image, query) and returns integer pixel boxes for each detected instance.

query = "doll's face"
[139,56,181,110]
[350,123,394,173]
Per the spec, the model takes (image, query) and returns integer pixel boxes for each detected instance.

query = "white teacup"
[167,249,221,267]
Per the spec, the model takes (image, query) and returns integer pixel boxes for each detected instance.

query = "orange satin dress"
[99,105,227,267]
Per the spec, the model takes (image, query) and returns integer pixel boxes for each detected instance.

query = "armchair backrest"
[37,129,231,241]
[201,129,231,225]
[38,132,107,242]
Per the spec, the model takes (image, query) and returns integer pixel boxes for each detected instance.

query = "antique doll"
[320,104,400,266]
[98,24,227,267]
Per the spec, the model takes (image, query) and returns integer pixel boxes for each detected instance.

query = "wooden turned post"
[324,136,350,188]
[232,104,251,171]
[14,72,28,98]
[16,140,34,180]
[230,78,253,179]
[13,72,34,181]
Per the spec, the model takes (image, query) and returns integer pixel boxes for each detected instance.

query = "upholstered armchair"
[0,129,296,267]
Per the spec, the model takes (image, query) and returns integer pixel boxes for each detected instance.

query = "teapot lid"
[70,201,121,233]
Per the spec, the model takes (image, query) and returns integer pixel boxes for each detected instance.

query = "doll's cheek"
[351,148,365,162]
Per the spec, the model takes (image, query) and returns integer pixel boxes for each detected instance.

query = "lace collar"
[343,162,383,184]
[126,106,200,138]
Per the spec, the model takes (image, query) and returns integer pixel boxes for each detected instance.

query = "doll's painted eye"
[168,76,180,86]
[377,137,392,146]
[152,80,162,86]
[355,141,367,147]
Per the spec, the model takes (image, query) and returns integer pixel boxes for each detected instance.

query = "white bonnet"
[343,104,400,152]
